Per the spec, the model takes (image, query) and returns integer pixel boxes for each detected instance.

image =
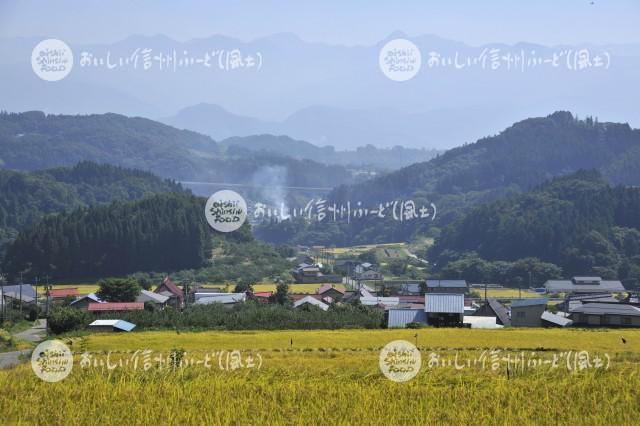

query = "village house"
[136,289,169,308]
[316,284,345,301]
[544,276,626,294]
[569,303,640,327]
[154,276,184,308]
[293,295,329,311]
[70,293,102,310]
[292,264,342,284]
[472,298,511,326]
[510,298,548,327]
[194,293,246,305]
[46,287,79,303]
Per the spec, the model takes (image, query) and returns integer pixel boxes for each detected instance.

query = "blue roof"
[511,298,548,308]
[114,320,136,332]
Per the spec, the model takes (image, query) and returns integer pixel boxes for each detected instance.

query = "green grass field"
[1,328,639,424]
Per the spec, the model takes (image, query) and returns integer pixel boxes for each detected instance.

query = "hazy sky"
[1,0,639,46]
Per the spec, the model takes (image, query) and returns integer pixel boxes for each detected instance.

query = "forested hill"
[332,111,640,205]
[2,193,212,279]
[0,161,184,236]
[430,170,640,284]
[0,111,356,188]
[0,111,217,178]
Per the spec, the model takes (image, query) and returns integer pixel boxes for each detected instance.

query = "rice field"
[1,328,639,425]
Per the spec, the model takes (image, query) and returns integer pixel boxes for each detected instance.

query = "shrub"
[48,306,90,334]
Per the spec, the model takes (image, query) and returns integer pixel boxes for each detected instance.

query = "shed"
[541,311,573,327]
[89,320,136,332]
[569,303,640,327]
[136,289,170,306]
[387,308,427,328]
[424,293,464,327]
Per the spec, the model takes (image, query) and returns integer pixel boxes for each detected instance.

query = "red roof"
[155,277,184,299]
[87,302,144,312]
[316,284,345,295]
[48,288,79,298]
[253,292,272,298]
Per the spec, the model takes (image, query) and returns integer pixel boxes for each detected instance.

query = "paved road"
[14,319,47,343]
[0,349,31,369]
[0,319,47,369]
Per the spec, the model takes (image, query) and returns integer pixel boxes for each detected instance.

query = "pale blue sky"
[0,0,638,46]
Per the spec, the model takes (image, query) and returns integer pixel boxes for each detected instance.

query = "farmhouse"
[154,276,184,308]
[424,293,464,327]
[425,280,468,294]
[510,298,548,327]
[136,289,169,307]
[316,284,345,300]
[544,276,626,294]
[569,303,640,327]
[472,298,511,326]
[292,264,341,284]
[1,284,37,305]
[293,295,329,311]
[70,293,102,310]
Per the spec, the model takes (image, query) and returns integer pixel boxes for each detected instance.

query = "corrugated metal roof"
[195,293,246,304]
[571,303,640,316]
[89,319,136,332]
[511,298,548,308]
[361,296,399,306]
[488,298,511,326]
[424,293,465,313]
[70,293,101,305]
[136,289,169,304]
[541,311,573,327]
[426,280,467,288]
[387,309,427,327]
[1,284,36,299]
[293,295,329,311]
[545,279,625,293]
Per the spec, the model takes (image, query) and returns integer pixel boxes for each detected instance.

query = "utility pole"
[19,272,23,317]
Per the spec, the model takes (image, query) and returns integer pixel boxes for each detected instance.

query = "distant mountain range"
[2,32,638,149]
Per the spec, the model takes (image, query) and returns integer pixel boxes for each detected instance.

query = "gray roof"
[488,298,511,326]
[541,311,573,327]
[136,289,170,304]
[1,284,36,299]
[70,293,102,305]
[426,280,467,288]
[425,293,465,314]
[2,291,35,303]
[545,279,625,293]
[570,303,640,316]
[511,298,548,308]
